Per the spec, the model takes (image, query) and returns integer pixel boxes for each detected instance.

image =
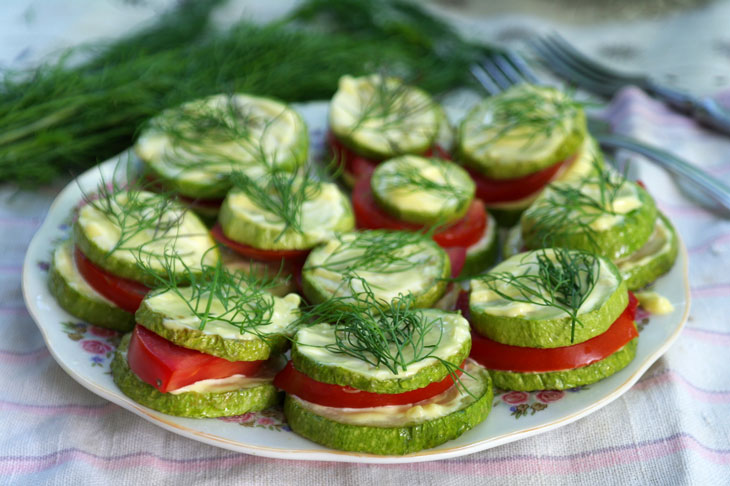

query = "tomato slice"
[470,293,638,372]
[127,325,264,393]
[74,247,150,313]
[328,131,450,182]
[352,176,487,248]
[178,194,224,209]
[445,246,467,278]
[210,224,309,263]
[469,154,576,204]
[273,361,464,408]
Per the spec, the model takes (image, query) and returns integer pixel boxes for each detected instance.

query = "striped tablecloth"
[3,2,730,485]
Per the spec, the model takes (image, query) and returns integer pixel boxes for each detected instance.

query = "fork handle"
[646,81,730,136]
[595,133,730,213]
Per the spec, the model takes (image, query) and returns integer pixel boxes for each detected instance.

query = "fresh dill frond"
[134,247,285,340]
[476,248,601,342]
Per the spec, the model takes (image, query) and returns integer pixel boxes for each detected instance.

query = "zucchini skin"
[618,212,678,291]
[49,241,135,332]
[283,365,493,455]
[469,254,628,348]
[488,337,638,391]
[111,334,280,418]
[460,212,498,278]
[521,183,657,261]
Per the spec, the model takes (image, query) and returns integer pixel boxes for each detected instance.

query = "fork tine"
[491,53,527,85]
[480,57,513,90]
[547,33,641,84]
[529,38,618,96]
[540,36,622,86]
[469,64,502,95]
[502,50,541,85]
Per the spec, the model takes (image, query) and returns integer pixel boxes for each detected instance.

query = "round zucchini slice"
[616,211,679,290]
[135,93,308,200]
[111,334,280,418]
[461,212,498,277]
[329,74,441,160]
[470,249,628,348]
[371,156,475,225]
[301,230,450,309]
[218,177,354,251]
[489,337,637,391]
[291,309,470,393]
[136,288,300,362]
[48,240,135,332]
[284,360,492,455]
[458,84,586,180]
[521,175,657,260]
[74,190,218,287]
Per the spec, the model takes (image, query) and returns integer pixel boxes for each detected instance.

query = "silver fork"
[529,33,730,136]
[470,51,730,213]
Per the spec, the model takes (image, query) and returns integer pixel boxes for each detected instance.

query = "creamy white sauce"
[53,241,115,305]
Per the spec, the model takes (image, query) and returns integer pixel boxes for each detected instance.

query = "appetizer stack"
[48,74,678,455]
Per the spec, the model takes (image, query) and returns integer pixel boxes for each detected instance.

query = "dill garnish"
[475,248,601,342]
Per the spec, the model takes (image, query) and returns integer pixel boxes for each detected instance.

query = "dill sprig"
[298,276,469,388]
[229,167,324,242]
[524,159,628,250]
[307,230,430,276]
[134,248,284,340]
[476,248,601,342]
[473,86,583,150]
[80,165,191,258]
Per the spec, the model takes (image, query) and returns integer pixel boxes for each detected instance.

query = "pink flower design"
[256,417,275,426]
[536,390,564,403]
[81,340,112,355]
[88,326,118,338]
[502,391,529,404]
[219,413,255,424]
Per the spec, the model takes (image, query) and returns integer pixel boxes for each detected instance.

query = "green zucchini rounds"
[468,249,638,391]
[136,94,308,201]
[280,309,493,455]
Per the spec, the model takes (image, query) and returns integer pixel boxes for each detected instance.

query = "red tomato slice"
[469,154,576,204]
[273,361,464,408]
[210,224,309,263]
[127,325,264,393]
[352,176,487,248]
[178,194,224,209]
[328,131,450,182]
[445,247,467,278]
[74,247,150,313]
[469,293,638,373]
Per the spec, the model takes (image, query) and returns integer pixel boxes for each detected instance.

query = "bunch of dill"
[0,0,486,186]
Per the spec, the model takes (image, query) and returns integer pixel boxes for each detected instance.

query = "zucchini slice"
[470,249,628,348]
[74,190,218,286]
[458,84,586,180]
[136,93,308,200]
[284,360,492,455]
[135,288,300,362]
[489,337,637,391]
[520,176,657,260]
[301,230,450,309]
[329,74,441,159]
[291,309,471,393]
[48,240,135,332]
[111,334,281,418]
[218,177,354,251]
[615,211,679,290]
[370,156,475,225]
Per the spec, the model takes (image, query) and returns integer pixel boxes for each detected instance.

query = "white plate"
[22,101,690,464]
